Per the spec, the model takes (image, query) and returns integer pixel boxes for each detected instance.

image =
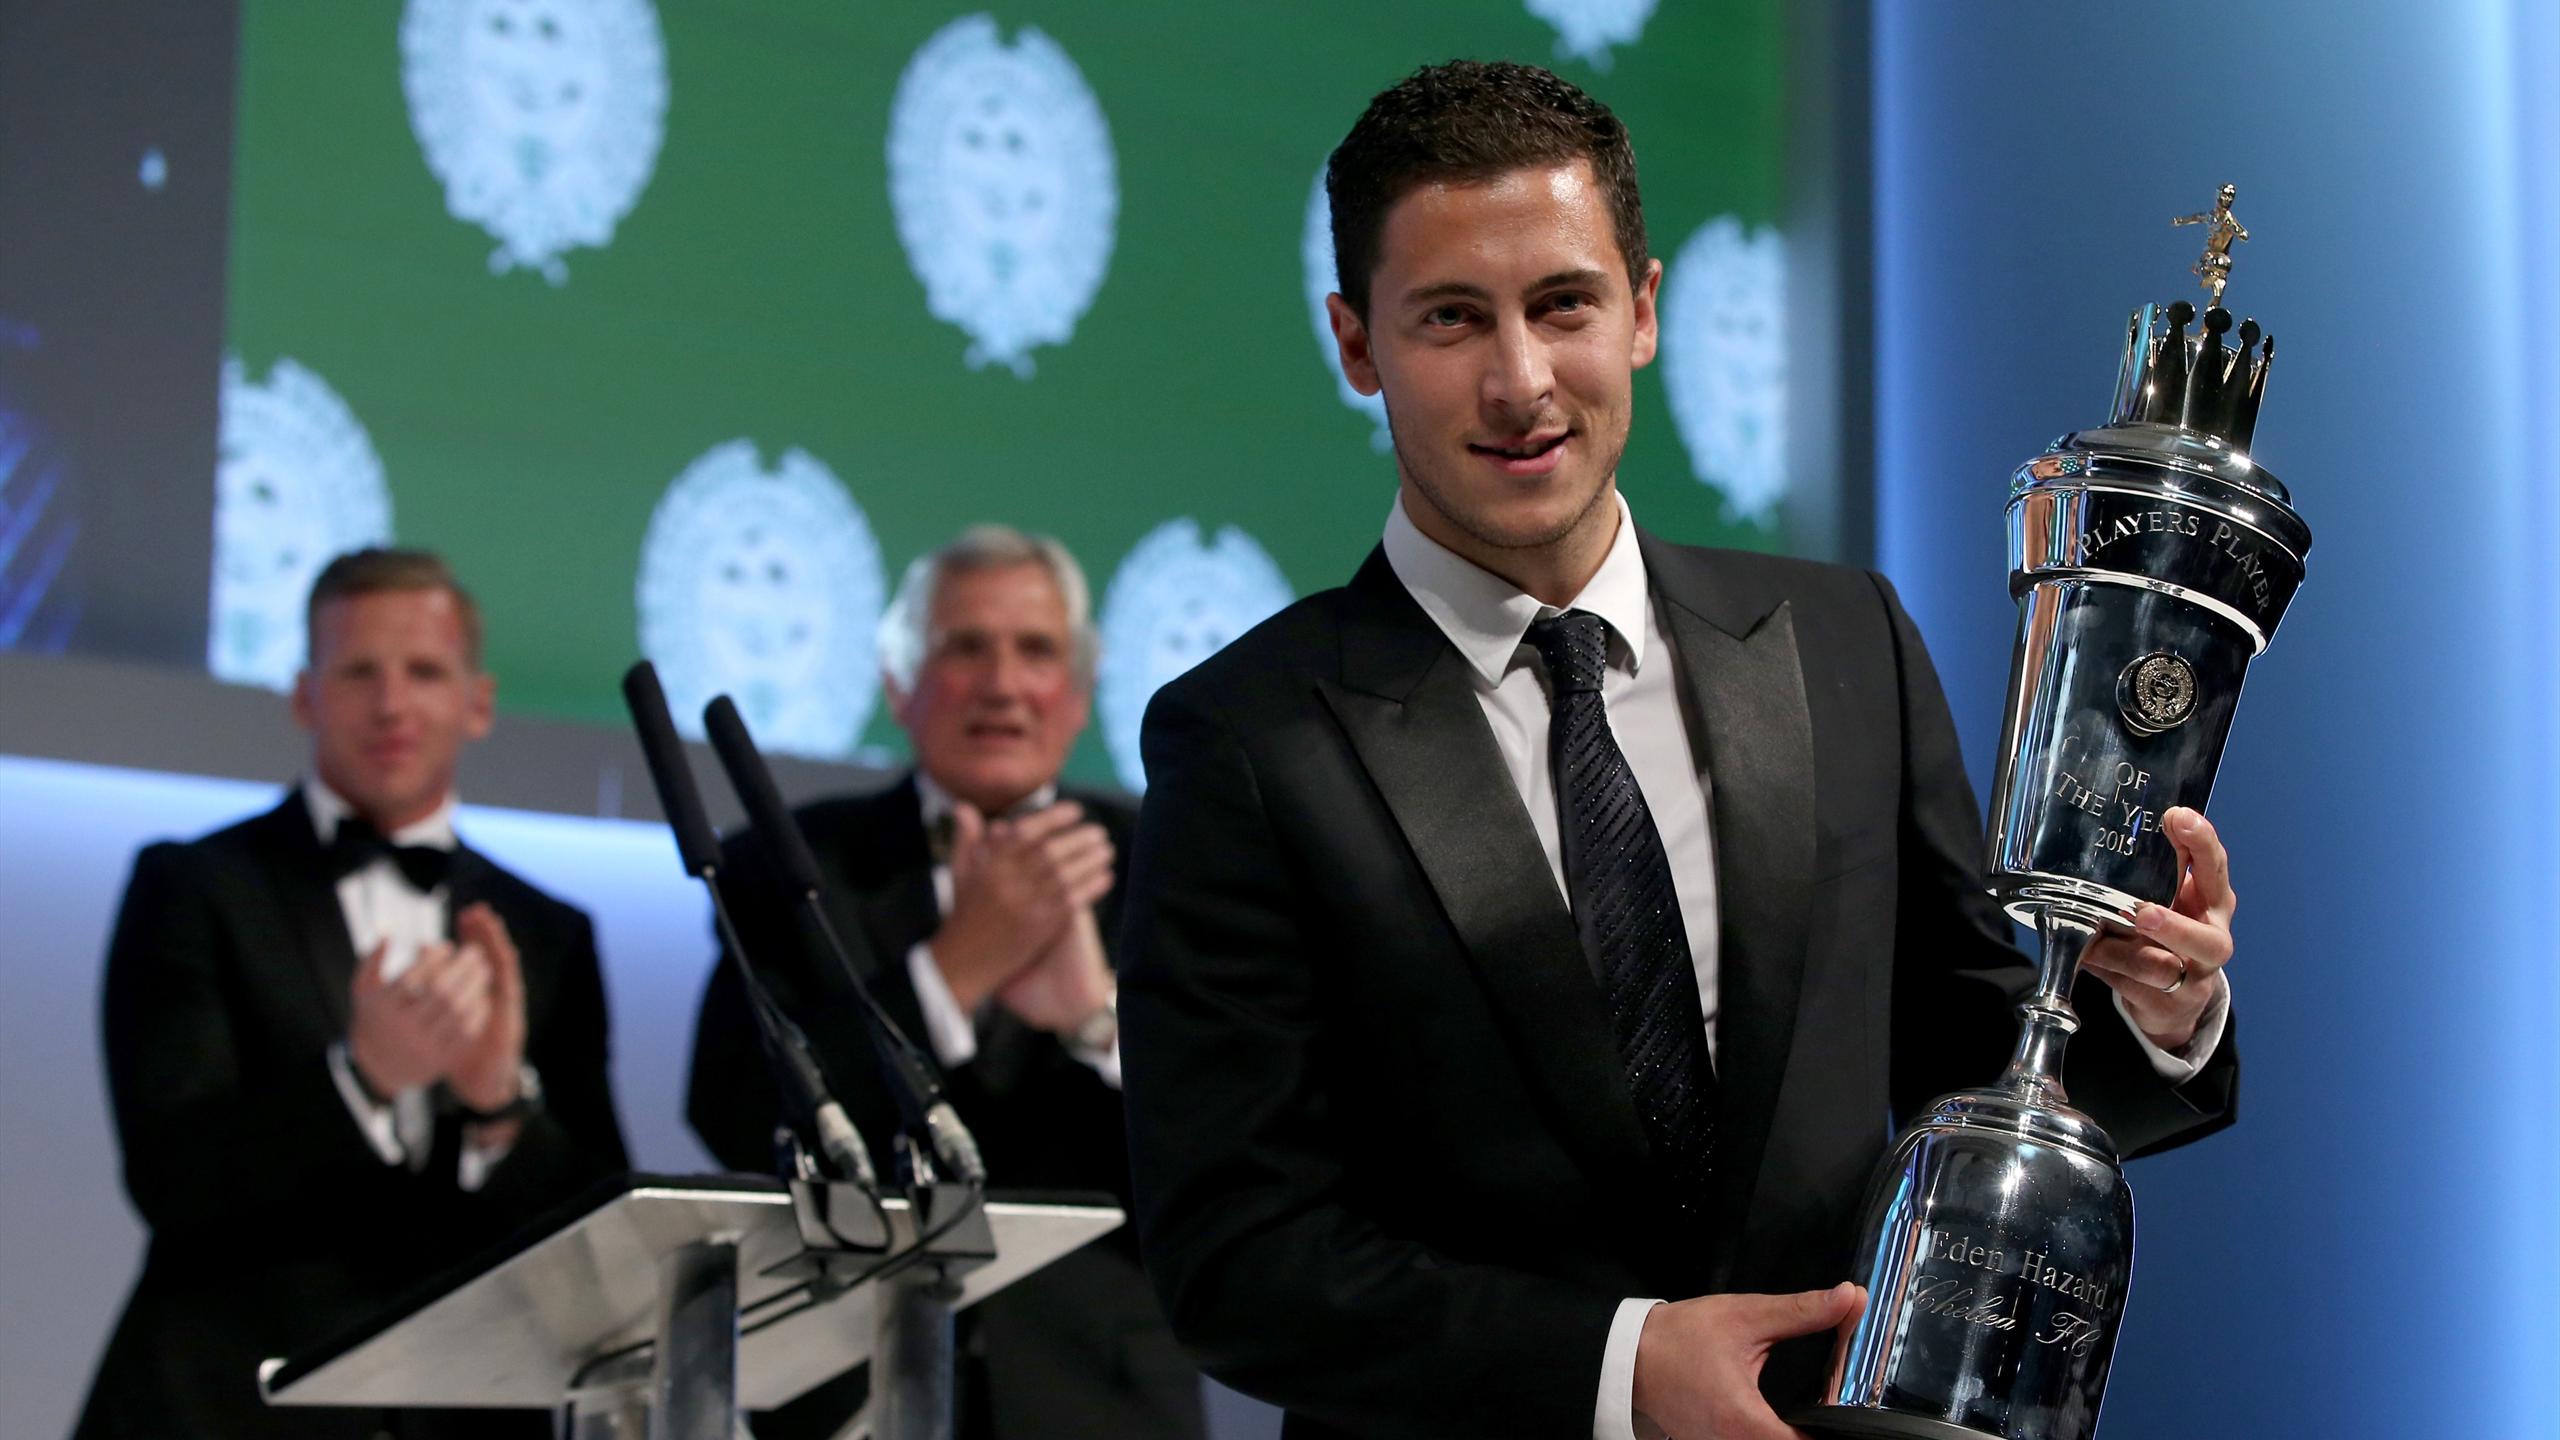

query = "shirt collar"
[913,771,1060,830]
[302,778,460,851]
[1380,488,1652,688]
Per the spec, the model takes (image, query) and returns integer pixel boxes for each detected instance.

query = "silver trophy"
[1801,188,2309,1440]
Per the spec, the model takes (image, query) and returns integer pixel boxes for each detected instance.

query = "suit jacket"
[686,775,1204,1440]
[1118,538,2239,1439]
[73,791,629,1440]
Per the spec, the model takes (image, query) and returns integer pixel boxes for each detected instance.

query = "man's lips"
[1468,430,1571,477]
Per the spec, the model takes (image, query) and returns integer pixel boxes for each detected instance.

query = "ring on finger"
[2159,957,2190,996]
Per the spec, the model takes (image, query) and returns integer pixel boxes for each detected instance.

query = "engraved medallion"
[2116,651,2199,735]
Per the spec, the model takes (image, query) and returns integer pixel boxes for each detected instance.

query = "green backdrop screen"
[213,0,1789,789]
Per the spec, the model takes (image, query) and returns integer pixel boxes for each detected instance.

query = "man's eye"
[1547,293,1590,314]
[1425,305,1468,327]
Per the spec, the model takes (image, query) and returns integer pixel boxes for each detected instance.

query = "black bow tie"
[327,816,455,893]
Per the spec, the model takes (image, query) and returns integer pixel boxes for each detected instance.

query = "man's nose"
[1481,313,1554,417]
[979,648,1031,697]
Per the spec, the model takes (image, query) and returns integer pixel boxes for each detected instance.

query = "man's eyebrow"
[1399,269,1614,308]
[1401,280,1493,307]
[1530,267,1611,294]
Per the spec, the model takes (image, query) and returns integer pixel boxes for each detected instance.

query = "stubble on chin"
[1391,416,1624,557]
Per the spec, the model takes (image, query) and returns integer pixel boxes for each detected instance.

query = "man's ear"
[465,670,496,742]
[1628,257,1664,371]
[1327,293,1383,396]
[289,669,315,733]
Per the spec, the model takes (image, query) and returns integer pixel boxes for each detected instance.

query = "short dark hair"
[1325,60,1648,319]
[305,547,483,669]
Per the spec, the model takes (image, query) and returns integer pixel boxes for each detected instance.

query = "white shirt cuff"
[2117,972,2232,1082]
[1069,1036,1123,1090]
[906,941,979,1069]
[327,1041,407,1167]
[457,1133,510,1192]
[1594,1297,1661,1440]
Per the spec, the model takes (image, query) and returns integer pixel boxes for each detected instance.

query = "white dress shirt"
[903,775,1123,1088]
[1379,493,2226,1440]
[309,781,514,1190]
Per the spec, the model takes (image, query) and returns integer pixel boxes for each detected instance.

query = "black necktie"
[327,816,455,893]
[1526,610,1718,1218]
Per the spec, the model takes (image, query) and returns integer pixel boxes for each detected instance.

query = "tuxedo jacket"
[73,791,629,1440]
[686,775,1204,1440]
[1117,537,2239,1440]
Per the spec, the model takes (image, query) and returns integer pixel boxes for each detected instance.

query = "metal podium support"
[257,1175,1118,1438]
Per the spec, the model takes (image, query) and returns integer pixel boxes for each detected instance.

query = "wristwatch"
[1070,988,1119,1053]
[451,1062,544,1125]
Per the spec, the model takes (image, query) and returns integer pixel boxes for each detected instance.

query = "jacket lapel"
[256,791,367,1035]
[1640,534,1816,1280]
[1318,551,1659,1201]
[846,779,963,1071]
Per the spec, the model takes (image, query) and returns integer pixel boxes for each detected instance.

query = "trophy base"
[1793,1404,2004,1440]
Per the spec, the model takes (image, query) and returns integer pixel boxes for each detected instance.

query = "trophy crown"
[2108,297,2273,450]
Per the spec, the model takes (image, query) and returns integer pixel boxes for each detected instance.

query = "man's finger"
[457,902,515,962]
[1064,868,1114,911]
[2082,943,2187,994]
[1740,1283,1864,1343]
[2164,807,2234,923]
[461,904,524,1005]
[1004,801,1087,846]
[428,951,492,1015]
[1823,1285,1872,1400]
[352,940,392,996]
[1051,843,1116,891]
[1038,822,1114,866]
[2132,902,2233,969]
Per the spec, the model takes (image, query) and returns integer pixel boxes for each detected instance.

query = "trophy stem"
[1996,910,2097,1106]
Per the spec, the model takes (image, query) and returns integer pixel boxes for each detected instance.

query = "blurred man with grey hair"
[687,524,1204,1440]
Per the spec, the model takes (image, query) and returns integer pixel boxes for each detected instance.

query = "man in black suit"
[688,525,1204,1440]
[75,548,629,1439]
[1118,63,2242,1440]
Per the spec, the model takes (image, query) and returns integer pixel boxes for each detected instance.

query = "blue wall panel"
[1877,4,2559,1434]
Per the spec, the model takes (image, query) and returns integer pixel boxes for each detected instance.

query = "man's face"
[1327,160,1660,560]
[890,562,1090,814]
[292,587,494,830]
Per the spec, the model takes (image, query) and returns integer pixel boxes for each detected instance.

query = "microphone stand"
[621,661,888,1264]
[698,693,996,1440]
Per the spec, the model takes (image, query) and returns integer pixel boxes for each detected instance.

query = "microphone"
[620,661,879,1195]
[700,694,987,1189]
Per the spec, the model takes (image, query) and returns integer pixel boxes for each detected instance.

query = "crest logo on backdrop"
[1095,519,1294,791]
[637,440,885,759]
[1522,0,1657,69]
[1300,166,1392,450]
[401,0,669,284]
[1660,216,1787,523]
[209,358,394,691]
[887,14,1118,378]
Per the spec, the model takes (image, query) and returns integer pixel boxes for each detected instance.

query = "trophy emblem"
[1800,187,2311,1440]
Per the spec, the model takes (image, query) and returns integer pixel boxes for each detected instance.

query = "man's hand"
[347,937,490,1097]
[1630,1284,1866,1440]
[444,902,528,1120]
[2079,806,2234,1052]
[996,904,1115,1036]
[928,801,1116,1010]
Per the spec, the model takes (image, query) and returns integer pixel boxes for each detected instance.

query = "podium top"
[259,1173,1120,1412]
